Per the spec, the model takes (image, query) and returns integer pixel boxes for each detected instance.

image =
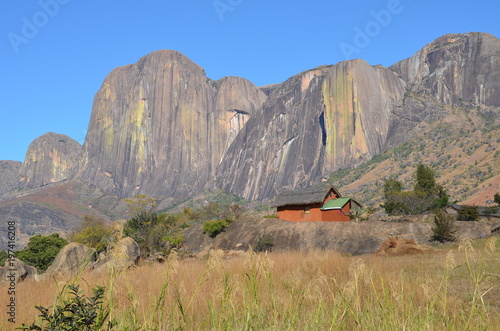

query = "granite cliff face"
[0,160,21,194]
[19,133,82,189]
[216,60,406,200]
[77,50,267,198]
[4,33,498,205]
[391,32,500,107]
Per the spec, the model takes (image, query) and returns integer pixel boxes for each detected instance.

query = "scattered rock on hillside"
[93,237,140,272]
[0,258,37,283]
[183,218,498,256]
[46,242,97,277]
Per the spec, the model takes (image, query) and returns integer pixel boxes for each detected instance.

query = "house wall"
[277,203,323,222]
[321,201,351,222]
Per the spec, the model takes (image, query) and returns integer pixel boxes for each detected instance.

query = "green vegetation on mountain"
[329,107,499,210]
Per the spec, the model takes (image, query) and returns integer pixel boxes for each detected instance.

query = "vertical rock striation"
[78,50,266,198]
[0,160,22,194]
[391,32,500,107]
[19,133,82,189]
[216,60,406,200]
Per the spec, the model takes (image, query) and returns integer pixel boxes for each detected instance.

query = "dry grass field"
[1,237,500,330]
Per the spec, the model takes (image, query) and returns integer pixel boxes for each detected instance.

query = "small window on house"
[304,206,311,214]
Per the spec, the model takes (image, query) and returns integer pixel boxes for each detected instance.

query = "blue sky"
[1,0,499,162]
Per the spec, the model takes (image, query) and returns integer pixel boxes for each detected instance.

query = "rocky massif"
[391,32,500,107]
[77,50,267,198]
[1,32,499,244]
[216,60,406,200]
[18,132,82,189]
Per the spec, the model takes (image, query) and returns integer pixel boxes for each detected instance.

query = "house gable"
[273,185,356,222]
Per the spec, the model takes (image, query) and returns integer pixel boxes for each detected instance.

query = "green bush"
[0,250,7,267]
[16,234,68,271]
[203,219,233,238]
[382,164,449,216]
[254,235,274,252]
[69,215,112,253]
[20,284,115,330]
[432,210,458,243]
[457,205,479,221]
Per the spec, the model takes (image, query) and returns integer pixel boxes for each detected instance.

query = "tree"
[494,193,500,205]
[69,215,112,252]
[124,195,185,257]
[16,234,68,271]
[382,178,404,215]
[432,210,458,243]
[124,195,158,217]
[382,164,449,216]
[414,163,437,196]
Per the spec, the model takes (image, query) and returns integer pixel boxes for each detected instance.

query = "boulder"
[46,242,97,276]
[0,258,37,283]
[93,237,140,272]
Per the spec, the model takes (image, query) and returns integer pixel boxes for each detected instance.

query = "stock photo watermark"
[339,0,409,60]
[213,0,244,21]
[7,0,71,54]
[6,221,17,324]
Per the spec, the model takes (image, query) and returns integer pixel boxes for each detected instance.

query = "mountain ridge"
[0,32,498,240]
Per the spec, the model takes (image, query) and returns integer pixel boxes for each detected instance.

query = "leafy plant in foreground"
[19,285,115,330]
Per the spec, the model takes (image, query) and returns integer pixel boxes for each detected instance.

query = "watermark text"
[6,221,17,324]
[7,0,71,54]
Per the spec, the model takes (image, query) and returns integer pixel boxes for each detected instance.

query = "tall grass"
[1,238,499,330]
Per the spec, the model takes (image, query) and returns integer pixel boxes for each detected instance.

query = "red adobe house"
[273,185,362,222]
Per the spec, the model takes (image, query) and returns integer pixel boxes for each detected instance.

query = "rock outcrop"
[77,50,267,198]
[183,218,496,256]
[93,237,140,271]
[216,60,406,200]
[0,258,37,283]
[46,242,97,276]
[390,32,500,108]
[19,133,82,189]
[0,160,21,194]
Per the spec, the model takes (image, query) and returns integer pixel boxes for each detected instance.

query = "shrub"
[69,215,112,253]
[16,234,68,271]
[20,284,115,330]
[494,193,500,205]
[457,205,479,221]
[0,250,7,266]
[432,210,458,243]
[254,235,274,252]
[382,165,449,215]
[484,206,499,216]
[202,219,233,238]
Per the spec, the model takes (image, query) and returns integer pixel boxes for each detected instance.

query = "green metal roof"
[320,198,351,210]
